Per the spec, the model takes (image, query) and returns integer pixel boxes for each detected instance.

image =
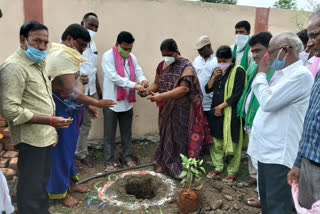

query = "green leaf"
[200,167,206,173]
[179,171,187,177]
[180,178,186,184]
[199,159,203,165]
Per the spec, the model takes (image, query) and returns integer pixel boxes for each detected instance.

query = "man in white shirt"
[248,32,314,214]
[76,12,101,168]
[231,20,253,72]
[102,31,148,171]
[192,35,218,120]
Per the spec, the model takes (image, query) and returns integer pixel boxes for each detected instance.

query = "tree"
[306,0,320,12]
[273,0,297,10]
[200,0,237,5]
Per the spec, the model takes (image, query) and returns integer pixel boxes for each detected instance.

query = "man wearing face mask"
[75,12,101,168]
[237,32,273,208]
[101,31,147,172]
[297,29,315,68]
[192,35,218,120]
[45,24,117,208]
[0,21,74,214]
[232,20,253,71]
[248,32,314,214]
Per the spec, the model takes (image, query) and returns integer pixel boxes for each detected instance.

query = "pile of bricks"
[0,114,18,200]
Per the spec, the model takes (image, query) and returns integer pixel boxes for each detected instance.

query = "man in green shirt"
[0,21,73,214]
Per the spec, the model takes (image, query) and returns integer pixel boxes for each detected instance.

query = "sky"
[186,0,319,11]
[237,0,317,11]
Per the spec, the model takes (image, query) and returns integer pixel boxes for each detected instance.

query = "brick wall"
[0,114,18,200]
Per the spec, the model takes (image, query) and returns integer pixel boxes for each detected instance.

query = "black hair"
[61,23,91,42]
[0,9,2,18]
[160,39,178,52]
[216,45,233,59]
[116,31,135,44]
[249,31,273,48]
[19,20,48,39]
[82,12,98,22]
[296,29,308,48]
[235,20,251,33]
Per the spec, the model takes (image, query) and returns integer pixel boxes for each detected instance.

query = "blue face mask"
[24,40,47,62]
[271,48,287,70]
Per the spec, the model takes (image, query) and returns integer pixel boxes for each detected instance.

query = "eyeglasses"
[268,46,292,56]
[307,29,320,41]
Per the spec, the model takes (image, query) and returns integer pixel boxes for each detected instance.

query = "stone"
[0,143,3,152]
[0,158,9,168]
[0,168,16,180]
[211,199,223,210]
[0,150,5,157]
[3,151,18,159]
[215,209,224,214]
[233,203,239,210]
[3,128,10,137]
[9,158,18,170]
[224,194,233,201]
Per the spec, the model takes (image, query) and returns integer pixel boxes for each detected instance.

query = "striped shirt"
[294,71,320,168]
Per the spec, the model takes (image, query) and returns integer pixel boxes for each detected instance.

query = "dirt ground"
[47,138,261,214]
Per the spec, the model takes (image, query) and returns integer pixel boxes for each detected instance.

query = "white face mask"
[164,56,175,65]
[87,29,96,38]
[218,62,230,72]
[235,34,250,52]
[299,51,310,65]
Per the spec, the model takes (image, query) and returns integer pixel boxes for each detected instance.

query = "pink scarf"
[309,57,320,79]
[112,45,136,103]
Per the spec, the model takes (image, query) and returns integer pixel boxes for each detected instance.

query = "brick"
[7,176,18,189]
[0,121,6,127]
[0,143,2,152]
[2,137,12,144]
[3,128,10,137]
[4,143,15,151]
[3,151,18,159]
[0,114,6,121]
[0,168,16,180]
[0,158,9,168]
[9,158,18,170]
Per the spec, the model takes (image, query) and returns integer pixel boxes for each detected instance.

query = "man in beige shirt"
[0,21,73,214]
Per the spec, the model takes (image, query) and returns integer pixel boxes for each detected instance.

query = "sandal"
[105,165,117,172]
[126,161,136,167]
[243,197,261,208]
[223,174,237,182]
[241,176,257,187]
[207,170,222,178]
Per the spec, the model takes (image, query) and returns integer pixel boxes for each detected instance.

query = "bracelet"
[49,115,53,126]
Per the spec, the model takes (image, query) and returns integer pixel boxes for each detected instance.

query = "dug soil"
[45,138,261,214]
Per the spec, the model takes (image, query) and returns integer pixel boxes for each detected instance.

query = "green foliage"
[200,0,237,5]
[273,0,297,10]
[179,154,206,189]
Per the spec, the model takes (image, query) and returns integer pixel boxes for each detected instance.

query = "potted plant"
[178,154,206,214]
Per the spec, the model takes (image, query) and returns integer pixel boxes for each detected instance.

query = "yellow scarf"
[46,43,86,80]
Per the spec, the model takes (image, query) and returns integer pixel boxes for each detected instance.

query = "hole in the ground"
[125,177,156,199]
[105,172,171,203]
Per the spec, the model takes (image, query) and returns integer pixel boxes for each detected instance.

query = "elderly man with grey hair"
[247,31,314,214]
